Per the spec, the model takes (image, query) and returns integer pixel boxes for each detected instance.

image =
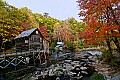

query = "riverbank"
[15,50,120,80]
[75,51,120,80]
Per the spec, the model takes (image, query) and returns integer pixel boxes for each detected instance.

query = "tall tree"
[77,0,120,54]
[0,0,29,51]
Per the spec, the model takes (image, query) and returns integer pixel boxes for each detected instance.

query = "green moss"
[91,72,106,80]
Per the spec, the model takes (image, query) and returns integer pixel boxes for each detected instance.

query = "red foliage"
[39,26,48,37]
[18,21,30,32]
[77,0,120,46]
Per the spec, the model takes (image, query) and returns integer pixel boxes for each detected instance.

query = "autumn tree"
[67,18,85,50]
[52,19,83,51]
[53,22,61,41]
[77,0,120,54]
[0,0,29,51]
[39,26,48,37]
[34,13,60,39]
[18,7,35,32]
[53,21,74,41]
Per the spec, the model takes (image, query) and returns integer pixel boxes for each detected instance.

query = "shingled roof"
[14,28,37,39]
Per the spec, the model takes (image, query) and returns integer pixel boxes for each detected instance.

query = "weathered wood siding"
[15,37,29,52]
[15,29,44,52]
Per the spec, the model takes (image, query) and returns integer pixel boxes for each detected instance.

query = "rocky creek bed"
[29,59,94,80]
[22,51,120,80]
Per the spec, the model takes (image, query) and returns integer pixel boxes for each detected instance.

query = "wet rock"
[80,67,87,70]
[88,56,93,59]
[99,68,111,71]
[112,72,120,80]
[28,51,97,80]
[81,71,88,74]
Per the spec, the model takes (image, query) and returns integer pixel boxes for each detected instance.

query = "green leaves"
[0,0,29,51]
[0,0,84,52]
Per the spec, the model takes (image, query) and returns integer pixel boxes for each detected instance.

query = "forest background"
[0,0,120,57]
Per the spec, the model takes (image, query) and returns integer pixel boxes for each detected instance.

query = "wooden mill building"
[14,28,50,64]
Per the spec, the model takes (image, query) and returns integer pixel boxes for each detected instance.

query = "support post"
[33,52,35,66]
[39,51,41,64]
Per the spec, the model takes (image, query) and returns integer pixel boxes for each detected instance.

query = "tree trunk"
[109,6,120,53]
[106,40,112,55]
[111,30,120,53]
[113,37,120,52]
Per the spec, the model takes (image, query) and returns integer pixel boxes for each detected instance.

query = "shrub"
[91,72,106,80]
[101,51,112,62]
[109,58,120,71]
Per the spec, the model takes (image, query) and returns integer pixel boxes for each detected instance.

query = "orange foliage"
[77,0,120,46]
[39,26,48,37]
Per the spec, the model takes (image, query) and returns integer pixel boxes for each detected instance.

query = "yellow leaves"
[0,24,20,43]
[53,22,61,29]
[11,34,17,36]
[96,29,99,33]
[73,41,77,44]
[3,39,8,43]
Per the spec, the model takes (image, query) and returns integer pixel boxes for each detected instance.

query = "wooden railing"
[0,52,27,69]
[0,50,49,69]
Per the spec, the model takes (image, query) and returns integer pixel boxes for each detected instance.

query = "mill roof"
[14,28,37,39]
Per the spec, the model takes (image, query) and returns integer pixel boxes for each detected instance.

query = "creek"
[29,51,97,80]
